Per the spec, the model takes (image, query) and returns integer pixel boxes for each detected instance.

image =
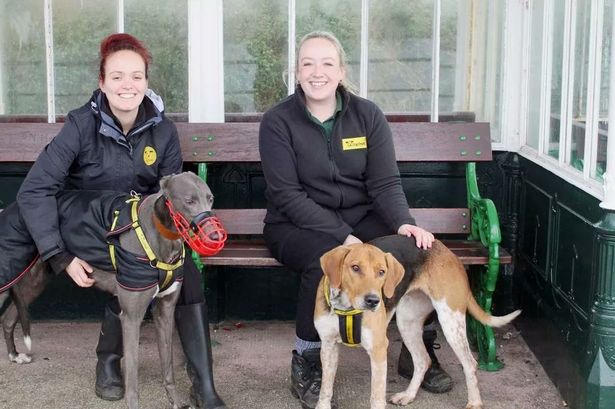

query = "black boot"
[397,330,454,393]
[291,349,322,409]
[95,299,124,401]
[175,301,226,409]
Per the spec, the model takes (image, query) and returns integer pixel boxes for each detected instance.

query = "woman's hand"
[65,257,95,287]
[343,234,363,245]
[397,224,435,249]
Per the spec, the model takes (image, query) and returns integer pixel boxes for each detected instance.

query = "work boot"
[397,330,454,393]
[175,301,226,409]
[95,299,124,401]
[290,349,337,409]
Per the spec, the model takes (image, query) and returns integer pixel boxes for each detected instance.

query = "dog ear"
[320,246,352,288]
[159,174,174,193]
[383,252,405,298]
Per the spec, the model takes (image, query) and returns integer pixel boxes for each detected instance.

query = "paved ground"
[0,320,566,409]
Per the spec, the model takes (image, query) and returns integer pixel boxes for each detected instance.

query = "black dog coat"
[0,191,183,293]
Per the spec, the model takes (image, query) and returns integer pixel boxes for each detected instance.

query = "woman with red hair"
[16,33,225,409]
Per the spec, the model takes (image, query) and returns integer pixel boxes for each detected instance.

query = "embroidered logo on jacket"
[143,146,157,166]
[342,136,367,150]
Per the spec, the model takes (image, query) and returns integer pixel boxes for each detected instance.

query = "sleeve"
[364,105,415,230]
[258,111,353,242]
[156,120,183,180]
[16,116,82,261]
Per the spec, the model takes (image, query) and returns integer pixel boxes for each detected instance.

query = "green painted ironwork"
[465,162,504,371]
[194,163,208,291]
[586,212,615,408]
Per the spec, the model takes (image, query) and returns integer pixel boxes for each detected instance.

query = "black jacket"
[259,86,413,242]
[16,89,183,262]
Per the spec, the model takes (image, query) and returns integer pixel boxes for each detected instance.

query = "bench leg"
[467,260,504,371]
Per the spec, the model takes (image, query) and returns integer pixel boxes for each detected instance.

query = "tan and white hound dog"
[314,234,521,409]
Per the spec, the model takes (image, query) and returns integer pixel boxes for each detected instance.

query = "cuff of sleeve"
[333,225,354,243]
[48,251,75,274]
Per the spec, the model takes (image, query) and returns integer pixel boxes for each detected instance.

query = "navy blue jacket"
[16,89,182,263]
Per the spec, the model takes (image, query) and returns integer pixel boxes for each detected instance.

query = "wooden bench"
[0,119,511,371]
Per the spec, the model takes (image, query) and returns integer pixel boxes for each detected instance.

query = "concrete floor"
[0,320,566,409]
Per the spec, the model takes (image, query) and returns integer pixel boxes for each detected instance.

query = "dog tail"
[466,294,521,327]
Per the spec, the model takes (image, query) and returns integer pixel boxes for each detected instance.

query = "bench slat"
[202,239,511,267]
[176,122,492,162]
[216,208,473,235]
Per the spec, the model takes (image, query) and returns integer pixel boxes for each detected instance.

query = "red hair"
[99,33,152,80]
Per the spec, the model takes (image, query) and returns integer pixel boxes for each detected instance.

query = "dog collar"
[323,276,363,347]
[109,195,185,290]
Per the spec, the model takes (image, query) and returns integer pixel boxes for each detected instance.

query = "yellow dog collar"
[323,276,363,347]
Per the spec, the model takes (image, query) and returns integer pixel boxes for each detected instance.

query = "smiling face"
[99,49,148,121]
[296,37,346,109]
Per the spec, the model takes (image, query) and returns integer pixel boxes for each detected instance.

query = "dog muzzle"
[166,201,227,256]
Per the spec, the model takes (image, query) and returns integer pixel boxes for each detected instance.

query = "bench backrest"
[0,122,491,163]
[0,121,491,235]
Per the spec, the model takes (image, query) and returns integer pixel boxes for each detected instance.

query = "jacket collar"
[89,89,164,143]
[293,84,351,120]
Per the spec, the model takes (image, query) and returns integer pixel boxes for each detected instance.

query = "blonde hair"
[296,31,357,93]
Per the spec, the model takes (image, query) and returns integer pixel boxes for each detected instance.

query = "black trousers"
[264,211,395,341]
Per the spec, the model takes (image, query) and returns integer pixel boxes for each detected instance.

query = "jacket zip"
[319,120,345,209]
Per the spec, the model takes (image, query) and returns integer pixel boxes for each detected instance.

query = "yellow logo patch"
[342,136,367,150]
[143,146,157,166]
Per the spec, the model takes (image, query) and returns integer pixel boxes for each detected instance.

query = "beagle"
[314,234,521,409]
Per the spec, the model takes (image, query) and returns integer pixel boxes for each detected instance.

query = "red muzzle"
[166,201,227,256]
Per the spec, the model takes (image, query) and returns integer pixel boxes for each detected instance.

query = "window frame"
[516,0,608,200]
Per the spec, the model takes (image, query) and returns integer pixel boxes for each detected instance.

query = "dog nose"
[364,294,380,309]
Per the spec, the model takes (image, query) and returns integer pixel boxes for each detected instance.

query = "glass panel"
[547,1,566,159]
[472,0,505,142]
[527,0,545,149]
[296,0,361,93]
[439,0,458,115]
[224,0,288,113]
[569,0,591,172]
[53,0,117,115]
[595,0,612,181]
[368,0,432,112]
[0,0,47,115]
[125,0,188,114]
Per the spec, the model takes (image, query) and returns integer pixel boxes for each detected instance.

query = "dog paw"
[315,403,332,409]
[9,352,32,364]
[389,392,415,406]
[465,404,483,409]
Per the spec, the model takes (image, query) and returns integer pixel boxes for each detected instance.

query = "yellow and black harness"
[323,276,363,347]
[108,194,184,292]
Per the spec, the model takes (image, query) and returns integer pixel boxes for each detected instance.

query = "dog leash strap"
[131,200,158,262]
[109,210,121,271]
[159,246,186,290]
[130,200,185,272]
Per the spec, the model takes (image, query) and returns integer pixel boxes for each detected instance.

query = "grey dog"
[0,171,220,409]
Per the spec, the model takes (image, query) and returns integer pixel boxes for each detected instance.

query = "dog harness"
[323,276,363,347]
[108,194,184,292]
[0,191,185,294]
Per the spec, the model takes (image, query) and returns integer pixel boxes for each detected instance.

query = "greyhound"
[0,171,226,409]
